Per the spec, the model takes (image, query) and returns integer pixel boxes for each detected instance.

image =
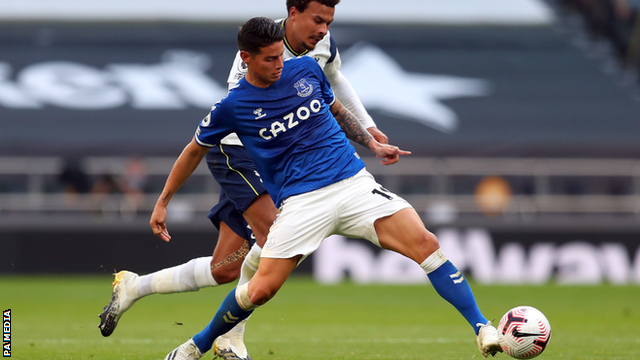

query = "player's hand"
[371,142,411,165]
[367,127,388,144]
[150,205,171,242]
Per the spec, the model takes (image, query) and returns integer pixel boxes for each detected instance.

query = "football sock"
[216,244,260,343]
[421,249,488,334]
[192,283,257,353]
[238,244,261,285]
[137,257,217,297]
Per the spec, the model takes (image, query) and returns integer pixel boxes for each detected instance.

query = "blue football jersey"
[195,56,365,207]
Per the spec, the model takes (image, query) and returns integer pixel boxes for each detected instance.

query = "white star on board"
[340,44,491,133]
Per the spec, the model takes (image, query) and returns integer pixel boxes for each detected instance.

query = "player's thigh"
[334,170,410,244]
[205,144,267,212]
[374,208,439,264]
[261,188,335,260]
[336,170,437,263]
[243,193,279,248]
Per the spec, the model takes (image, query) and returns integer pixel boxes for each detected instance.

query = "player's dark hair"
[238,17,285,55]
[286,0,340,14]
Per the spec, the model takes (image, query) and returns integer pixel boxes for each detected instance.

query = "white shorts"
[261,168,413,259]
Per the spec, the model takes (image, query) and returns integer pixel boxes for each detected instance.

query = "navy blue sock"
[192,287,254,353]
[427,260,487,334]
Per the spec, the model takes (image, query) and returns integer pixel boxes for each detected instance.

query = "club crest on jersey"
[294,79,313,97]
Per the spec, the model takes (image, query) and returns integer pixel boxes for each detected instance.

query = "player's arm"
[330,98,374,149]
[330,99,409,165]
[150,138,210,242]
[325,68,389,144]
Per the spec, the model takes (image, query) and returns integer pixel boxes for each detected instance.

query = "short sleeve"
[194,100,235,147]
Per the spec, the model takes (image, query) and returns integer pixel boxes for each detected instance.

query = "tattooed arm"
[150,138,210,242]
[330,99,410,165]
[330,98,375,150]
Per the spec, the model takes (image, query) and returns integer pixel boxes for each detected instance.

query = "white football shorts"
[261,168,413,259]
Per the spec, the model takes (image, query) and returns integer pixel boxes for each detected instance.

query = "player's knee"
[210,261,241,285]
[248,282,278,305]
[420,229,440,257]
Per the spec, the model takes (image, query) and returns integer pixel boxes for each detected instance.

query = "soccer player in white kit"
[151,16,502,360]
[98,2,390,360]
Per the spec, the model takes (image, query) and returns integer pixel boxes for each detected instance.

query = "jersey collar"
[281,18,310,57]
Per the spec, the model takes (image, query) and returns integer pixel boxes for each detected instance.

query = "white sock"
[137,257,218,297]
[238,244,262,286]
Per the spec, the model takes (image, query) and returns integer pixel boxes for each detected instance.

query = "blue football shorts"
[205,144,268,244]
[207,190,256,245]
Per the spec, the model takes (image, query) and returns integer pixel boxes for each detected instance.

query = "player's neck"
[245,72,274,88]
[283,20,306,55]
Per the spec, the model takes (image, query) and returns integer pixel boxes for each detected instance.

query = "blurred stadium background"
[2,0,640,286]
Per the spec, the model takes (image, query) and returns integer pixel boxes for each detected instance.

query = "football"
[497,306,552,359]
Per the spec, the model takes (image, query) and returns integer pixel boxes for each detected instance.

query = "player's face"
[288,1,335,52]
[242,41,285,88]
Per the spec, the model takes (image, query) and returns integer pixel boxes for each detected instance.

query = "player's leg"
[206,144,278,250]
[167,256,300,359]
[337,170,500,358]
[374,209,488,326]
[208,192,257,284]
[97,193,252,337]
[205,144,279,284]
[213,198,280,360]
[213,226,263,360]
[210,206,257,360]
[206,145,278,360]
[98,256,219,337]
[167,187,333,359]
[373,209,501,357]
[205,145,278,266]
[210,222,251,283]
[242,193,279,248]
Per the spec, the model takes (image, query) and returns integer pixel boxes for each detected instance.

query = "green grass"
[2,275,640,359]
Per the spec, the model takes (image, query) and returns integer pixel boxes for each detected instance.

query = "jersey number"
[372,187,392,200]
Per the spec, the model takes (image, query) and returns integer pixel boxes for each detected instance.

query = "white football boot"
[213,319,252,360]
[476,321,503,358]
[164,339,203,360]
[98,270,141,337]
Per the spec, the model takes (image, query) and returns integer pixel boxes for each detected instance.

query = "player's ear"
[289,6,299,19]
[240,50,252,65]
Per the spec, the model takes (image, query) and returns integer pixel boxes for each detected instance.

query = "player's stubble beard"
[303,35,322,51]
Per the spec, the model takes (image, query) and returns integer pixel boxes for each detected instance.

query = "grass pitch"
[2,275,639,359]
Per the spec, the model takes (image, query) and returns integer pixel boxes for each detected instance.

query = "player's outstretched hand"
[150,205,172,242]
[371,142,411,165]
[367,127,389,144]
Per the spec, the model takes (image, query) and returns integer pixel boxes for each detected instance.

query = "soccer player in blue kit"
[149,17,502,360]
[98,2,388,359]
